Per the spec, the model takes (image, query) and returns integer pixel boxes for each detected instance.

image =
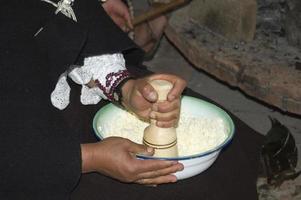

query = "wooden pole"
[132,0,190,26]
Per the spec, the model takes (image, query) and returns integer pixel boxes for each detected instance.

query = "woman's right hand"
[81,137,183,185]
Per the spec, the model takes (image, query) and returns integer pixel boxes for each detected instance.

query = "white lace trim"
[51,53,126,110]
[51,73,71,110]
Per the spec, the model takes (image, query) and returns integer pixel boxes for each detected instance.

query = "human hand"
[121,74,187,128]
[81,137,183,185]
[102,0,133,32]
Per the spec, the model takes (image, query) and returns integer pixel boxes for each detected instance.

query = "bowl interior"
[93,96,235,160]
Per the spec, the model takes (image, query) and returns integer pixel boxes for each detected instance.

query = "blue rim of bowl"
[93,96,235,161]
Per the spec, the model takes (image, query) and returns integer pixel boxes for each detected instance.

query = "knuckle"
[172,111,179,119]
[172,120,178,127]
[127,163,139,176]
[126,165,135,174]
[125,176,136,183]
[136,179,146,185]
[153,170,163,177]
[122,169,136,182]
[180,78,187,86]
[123,138,132,146]
[161,122,173,128]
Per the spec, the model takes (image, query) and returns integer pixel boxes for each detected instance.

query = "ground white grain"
[99,111,228,157]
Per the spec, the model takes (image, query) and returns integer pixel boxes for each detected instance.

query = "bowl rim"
[93,96,235,161]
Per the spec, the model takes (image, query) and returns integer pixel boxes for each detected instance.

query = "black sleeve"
[71,0,145,67]
[0,1,81,199]
[0,0,147,199]
[34,0,145,83]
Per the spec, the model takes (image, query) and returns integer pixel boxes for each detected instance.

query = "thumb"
[136,79,158,103]
[123,10,133,30]
[129,143,154,156]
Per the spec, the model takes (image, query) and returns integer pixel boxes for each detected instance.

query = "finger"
[150,109,179,122]
[127,141,154,156]
[152,100,180,113]
[122,9,133,30]
[156,120,178,128]
[136,174,178,185]
[134,159,179,173]
[136,79,158,102]
[113,17,126,30]
[127,19,134,30]
[123,26,130,33]
[137,163,183,180]
[167,78,186,101]
[147,74,187,101]
[117,14,130,32]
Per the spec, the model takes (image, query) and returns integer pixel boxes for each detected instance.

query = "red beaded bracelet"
[94,70,134,104]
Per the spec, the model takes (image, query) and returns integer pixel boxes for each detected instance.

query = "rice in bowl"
[98,108,228,157]
[93,96,235,179]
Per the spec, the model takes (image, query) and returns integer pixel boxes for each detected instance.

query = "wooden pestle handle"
[149,79,173,102]
[143,80,178,157]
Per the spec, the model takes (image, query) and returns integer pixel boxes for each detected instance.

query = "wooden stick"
[132,0,190,26]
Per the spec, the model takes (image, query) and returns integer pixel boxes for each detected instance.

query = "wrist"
[112,76,135,107]
[81,143,96,173]
[120,79,135,108]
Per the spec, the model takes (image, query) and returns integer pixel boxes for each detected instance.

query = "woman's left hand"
[102,0,133,32]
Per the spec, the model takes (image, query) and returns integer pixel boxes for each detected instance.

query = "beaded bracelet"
[113,76,135,106]
[94,70,134,105]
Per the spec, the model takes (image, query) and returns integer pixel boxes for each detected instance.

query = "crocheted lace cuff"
[51,53,129,110]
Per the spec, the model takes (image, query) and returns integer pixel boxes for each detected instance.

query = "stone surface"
[257,176,301,200]
[285,0,301,48]
[175,0,257,41]
[163,2,301,115]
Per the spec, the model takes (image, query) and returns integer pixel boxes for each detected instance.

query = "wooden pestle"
[143,80,178,157]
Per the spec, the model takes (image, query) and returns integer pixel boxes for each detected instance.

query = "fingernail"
[169,95,176,101]
[148,92,157,101]
[157,121,166,128]
[147,147,153,153]
[149,184,157,187]
[171,176,178,183]
[150,112,156,119]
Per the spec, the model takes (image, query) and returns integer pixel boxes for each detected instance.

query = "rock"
[177,0,257,41]
[285,0,301,48]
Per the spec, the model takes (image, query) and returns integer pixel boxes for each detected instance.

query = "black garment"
[0,0,141,199]
[0,0,263,200]
[0,1,76,199]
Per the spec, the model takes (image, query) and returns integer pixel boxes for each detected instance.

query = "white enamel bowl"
[93,96,235,180]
